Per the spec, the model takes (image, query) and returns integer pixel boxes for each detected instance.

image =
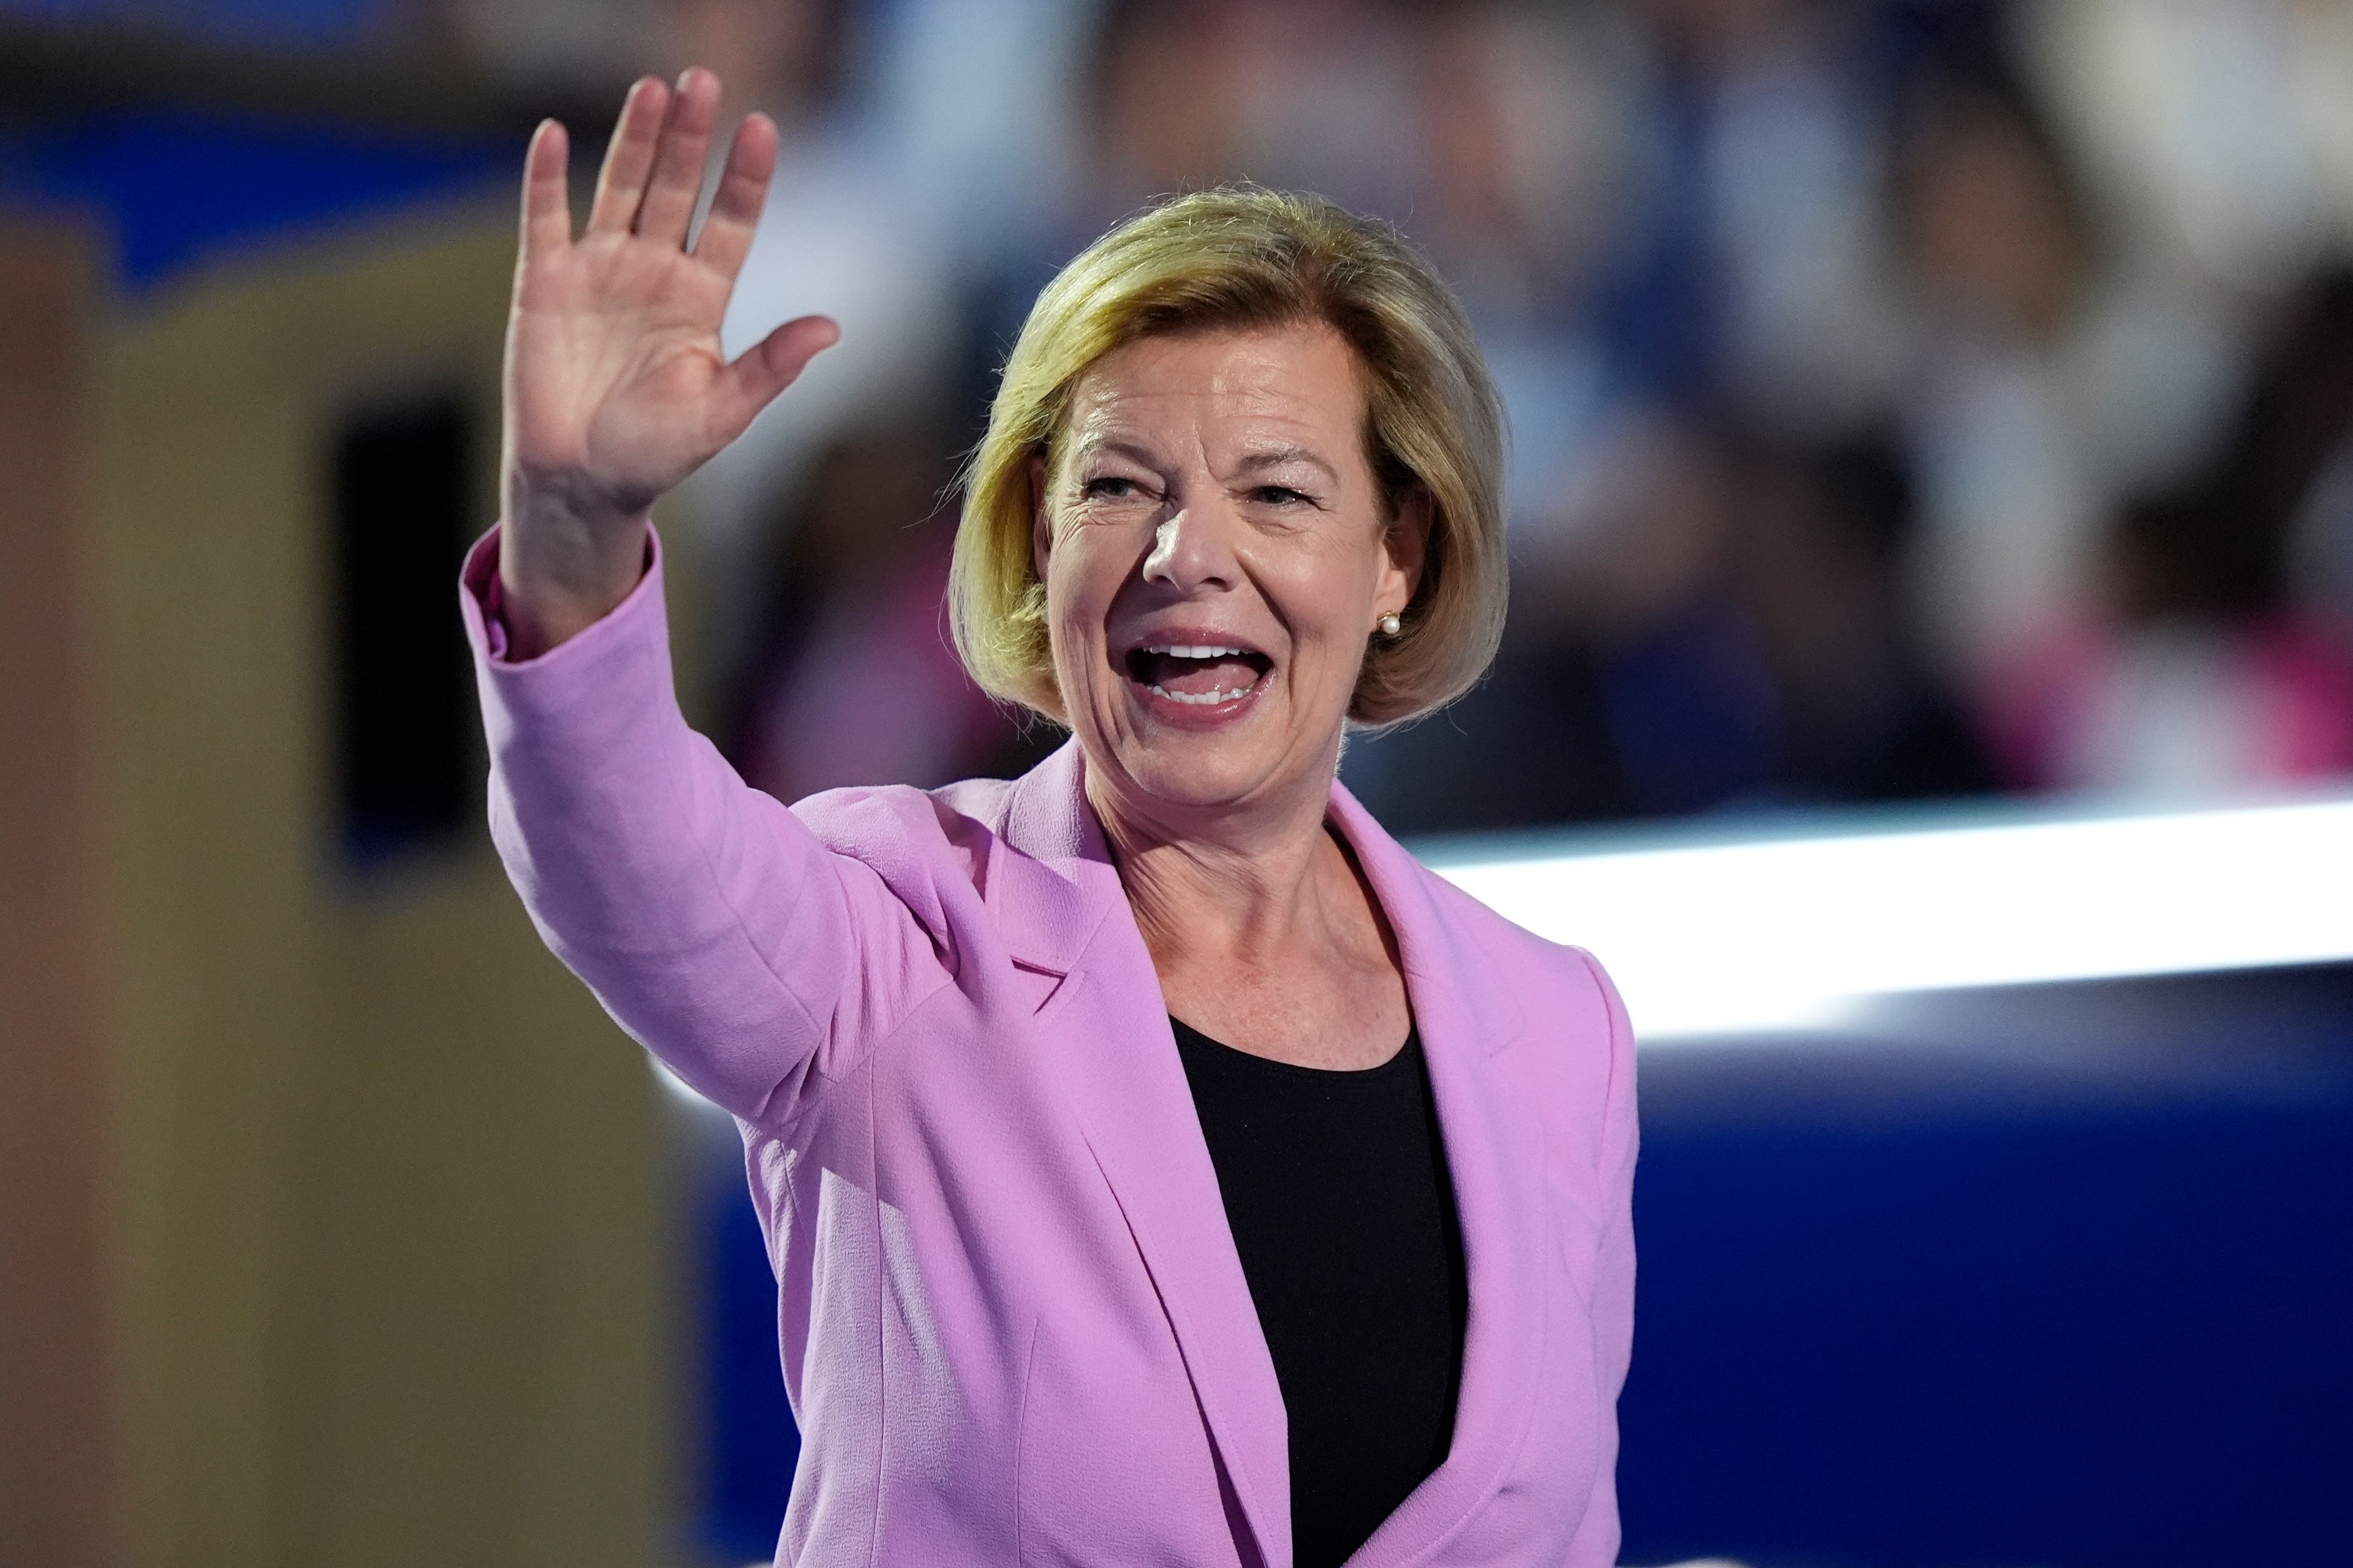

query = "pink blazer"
[461,530,1638,1567]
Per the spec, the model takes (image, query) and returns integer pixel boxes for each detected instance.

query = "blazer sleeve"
[460,525,941,1124]
[1566,945,1639,1567]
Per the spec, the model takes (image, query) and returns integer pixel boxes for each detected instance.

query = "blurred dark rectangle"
[0,13,562,135]
[332,392,476,868]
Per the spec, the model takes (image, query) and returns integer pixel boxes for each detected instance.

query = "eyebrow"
[1231,447,1339,482]
[1072,436,1164,470]
[1070,436,1341,483]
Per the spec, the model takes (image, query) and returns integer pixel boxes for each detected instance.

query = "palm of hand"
[508,233,738,518]
[501,67,836,542]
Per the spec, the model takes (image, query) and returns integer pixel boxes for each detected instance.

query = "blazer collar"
[991,737,1121,978]
[996,738,1547,1568]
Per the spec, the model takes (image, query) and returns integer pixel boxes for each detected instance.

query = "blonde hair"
[949,187,1508,727]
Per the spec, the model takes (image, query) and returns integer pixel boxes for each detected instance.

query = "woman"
[470,69,1635,1567]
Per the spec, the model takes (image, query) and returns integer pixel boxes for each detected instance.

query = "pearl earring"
[1378,613,1402,637]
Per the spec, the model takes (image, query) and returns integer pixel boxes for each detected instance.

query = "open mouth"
[1122,641,1274,707]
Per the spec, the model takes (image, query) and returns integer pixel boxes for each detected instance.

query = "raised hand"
[498,68,838,656]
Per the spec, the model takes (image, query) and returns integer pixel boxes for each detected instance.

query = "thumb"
[713,314,841,443]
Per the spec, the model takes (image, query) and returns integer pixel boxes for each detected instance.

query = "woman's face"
[1034,320,1423,824]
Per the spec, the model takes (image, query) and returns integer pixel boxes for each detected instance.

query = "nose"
[1140,502,1240,594]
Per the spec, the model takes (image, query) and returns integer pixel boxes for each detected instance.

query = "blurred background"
[2,1,2347,1565]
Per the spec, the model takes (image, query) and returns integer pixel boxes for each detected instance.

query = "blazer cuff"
[457,523,664,668]
[458,522,686,761]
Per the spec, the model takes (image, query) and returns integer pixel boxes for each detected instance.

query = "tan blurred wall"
[1,221,120,1568]
[2,206,678,1568]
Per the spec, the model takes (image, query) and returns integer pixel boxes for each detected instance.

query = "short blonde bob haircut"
[949,186,1508,728]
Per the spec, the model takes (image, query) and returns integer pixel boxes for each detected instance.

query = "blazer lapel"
[1324,782,1549,1567]
[995,740,1294,1568]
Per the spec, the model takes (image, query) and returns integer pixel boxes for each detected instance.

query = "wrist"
[495,508,652,659]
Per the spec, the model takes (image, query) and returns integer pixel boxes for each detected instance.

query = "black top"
[1170,1016,1468,1568]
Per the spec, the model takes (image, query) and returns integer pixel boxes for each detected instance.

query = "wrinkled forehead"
[1051,320,1372,475]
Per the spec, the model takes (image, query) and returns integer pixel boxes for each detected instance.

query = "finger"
[520,119,573,262]
[691,112,779,284]
[713,315,840,442]
[634,67,721,248]
[587,76,668,235]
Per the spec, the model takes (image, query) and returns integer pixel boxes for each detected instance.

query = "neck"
[1086,757,1349,968]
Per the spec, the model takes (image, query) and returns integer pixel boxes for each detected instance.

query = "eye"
[1251,485,1314,507]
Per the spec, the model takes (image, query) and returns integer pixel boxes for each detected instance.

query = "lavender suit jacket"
[461,530,1638,1567]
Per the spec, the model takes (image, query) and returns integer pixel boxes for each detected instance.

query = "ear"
[1376,482,1432,621]
[1028,453,1053,585]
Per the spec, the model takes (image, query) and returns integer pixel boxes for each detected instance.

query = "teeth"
[1148,683,1257,706]
[1144,643,1250,659]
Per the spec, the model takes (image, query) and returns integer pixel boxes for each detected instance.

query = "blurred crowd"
[461,0,2353,830]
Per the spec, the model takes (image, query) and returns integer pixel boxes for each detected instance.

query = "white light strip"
[1424,795,2353,1040]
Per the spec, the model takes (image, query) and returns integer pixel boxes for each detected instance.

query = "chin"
[1112,740,1273,811]
[1094,687,1330,815]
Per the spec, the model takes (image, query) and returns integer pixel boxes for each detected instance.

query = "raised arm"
[498,69,836,655]
[473,72,929,1124]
